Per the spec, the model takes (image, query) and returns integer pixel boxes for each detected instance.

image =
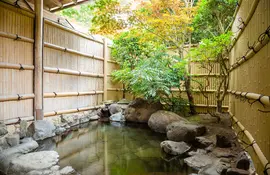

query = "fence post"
[103,38,108,102]
[34,0,44,120]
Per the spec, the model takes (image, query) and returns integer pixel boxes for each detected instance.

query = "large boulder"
[19,120,28,138]
[0,135,10,151]
[0,139,38,174]
[108,104,122,115]
[97,107,110,118]
[194,136,214,148]
[184,154,216,170]
[124,98,163,123]
[236,152,250,170]
[166,121,206,142]
[109,112,125,122]
[160,141,191,156]
[0,122,8,137]
[6,134,20,147]
[226,168,250,175]
[27,120,56,141]
[7,151,59,175]
[198,161,229,175]
[216,132,234,148]
[148,110,187,133]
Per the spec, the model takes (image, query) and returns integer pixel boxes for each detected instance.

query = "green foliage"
[59,0,127,37]
[192,0,237,43]
[131,0,197,50]
[111,29,165,68]
[111,51,187,107]
[189,32,232,62]
[59,4,93,26]
[90,0,127,36]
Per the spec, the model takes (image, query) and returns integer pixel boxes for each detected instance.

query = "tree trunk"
[216,100,222,113]
[123,84,126,99]
[185,76,196,114]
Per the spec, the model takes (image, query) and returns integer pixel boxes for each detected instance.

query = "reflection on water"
[53,121,194,175]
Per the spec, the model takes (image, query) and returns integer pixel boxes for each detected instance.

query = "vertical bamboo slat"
[103,39,108,101]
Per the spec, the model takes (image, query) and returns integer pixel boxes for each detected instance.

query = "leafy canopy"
[111,29,165,68]
[90,0,127,36]
[131,0,197,49]
[111,29,188,113]
[190,32,233,62]
[58,4,93,27]
[192,0,237,42]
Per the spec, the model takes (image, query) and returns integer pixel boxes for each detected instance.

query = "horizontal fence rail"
[44,91,104,98]
[44,105,104,117]
[0,31,34,43]
[0,62,34,70]
[107,60,117,64]
[4,116,35,125]
[0,93,35,102]
[44,42,104,61]
[229,112,270,175]
[44,67,104,78]
[107,88,124,91]
[230,25,270,72]
[228,90,270,106]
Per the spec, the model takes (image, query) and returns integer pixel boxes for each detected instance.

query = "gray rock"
[60,166,76,175]
[205,144,215,152]
[61,114,81,126]
[117,99,131,104]
[19,120,28,138]
[195,137,213,148]
[0,140,38,174]
[124,98,163,123]
[167,121,205,142]
[0,122,8,137]
[216,133,234,148]
[198,161,229,175]
[0,135,10,151]
[188,149,207,156]
[148,110,188,133]
[55,126,66,135]
[184,154,215,170]
[79,116,90,124]
[109,104,122,115]
[226,168,249,175]
[7,151,59,175]
[26,165,60,175]
[27,120,56,141]
[20,137,34,144]
[109,112,125,122]
[6,134,20,147]
[97,107,110,118]
[89,115,100,121]
[160,141,191,156]
[213,148,235,158]
[236,152,250,170]
[36,138,56,152]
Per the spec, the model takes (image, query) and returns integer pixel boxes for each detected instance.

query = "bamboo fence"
[169,48,229,113]
[229,0,270,174]
[0,1,118,123]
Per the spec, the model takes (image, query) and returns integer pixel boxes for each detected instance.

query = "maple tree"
[111,29,189,114]
[129,0,198,114]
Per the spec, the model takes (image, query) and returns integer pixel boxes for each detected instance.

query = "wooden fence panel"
[0,2,34,122]
[229,0,270,173]
[43,20,105,114]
